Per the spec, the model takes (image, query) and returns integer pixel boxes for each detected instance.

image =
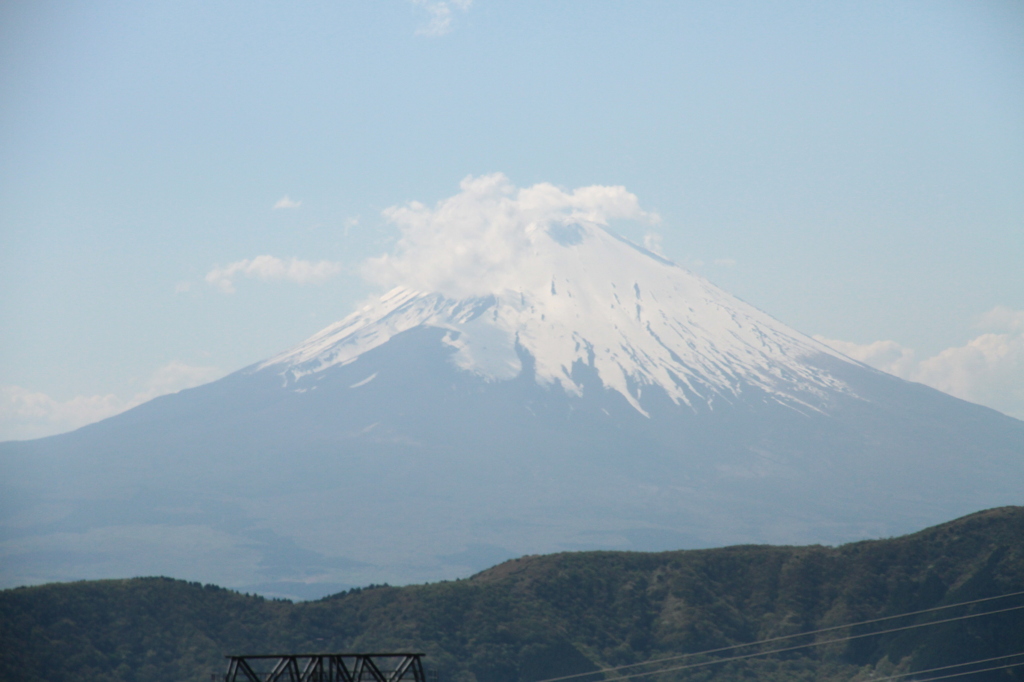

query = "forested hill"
[3,507,1024,682]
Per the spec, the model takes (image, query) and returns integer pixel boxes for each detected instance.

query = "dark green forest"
[3,507,1024,682]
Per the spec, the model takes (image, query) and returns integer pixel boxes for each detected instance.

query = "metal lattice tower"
[224,652,427,682]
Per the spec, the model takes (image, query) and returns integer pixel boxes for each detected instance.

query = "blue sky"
[2,0,1022,438]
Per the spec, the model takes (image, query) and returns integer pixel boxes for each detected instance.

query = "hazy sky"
[2,0,1022,439]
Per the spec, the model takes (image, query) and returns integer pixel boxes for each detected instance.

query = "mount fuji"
[3,177,1023,599]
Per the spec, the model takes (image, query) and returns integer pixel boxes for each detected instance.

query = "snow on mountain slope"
[262,220,854,416]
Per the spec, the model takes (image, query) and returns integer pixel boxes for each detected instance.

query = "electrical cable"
[576,604,1024,682]
[869,652,1024,682]
[897,660,1024,682]
[529,590,1024,682]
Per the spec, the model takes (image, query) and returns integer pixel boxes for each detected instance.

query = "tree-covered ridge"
[3,507,1024,682]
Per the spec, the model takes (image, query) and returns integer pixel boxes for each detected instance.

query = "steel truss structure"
[224,652,426,682]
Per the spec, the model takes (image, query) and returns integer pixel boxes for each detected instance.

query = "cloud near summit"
[363,173,658,299]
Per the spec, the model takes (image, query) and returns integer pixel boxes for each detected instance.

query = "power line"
[599,651,1024,682]
[529,591,1024,682]
[870,652,1024,682]
[533,589,1024,682]
[903,660,1024,682]
[577,604,1024,682]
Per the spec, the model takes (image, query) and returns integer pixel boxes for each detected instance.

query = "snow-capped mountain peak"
[262,222,853,415]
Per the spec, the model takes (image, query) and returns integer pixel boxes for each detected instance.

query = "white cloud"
[812,336,918,377]
[141,362,224,400]
[643,232,664,255]
[977,305,1024,333]
[273,195,302,209]
[713,258,737,267]
[205,256,342,294]
[913,332,1024,418]
[363,172,658,299]
[344,216,359,236]
[0,363,224,441]
[815,307,1024,420]
[412,0,472,37]
[0,387,123,441]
